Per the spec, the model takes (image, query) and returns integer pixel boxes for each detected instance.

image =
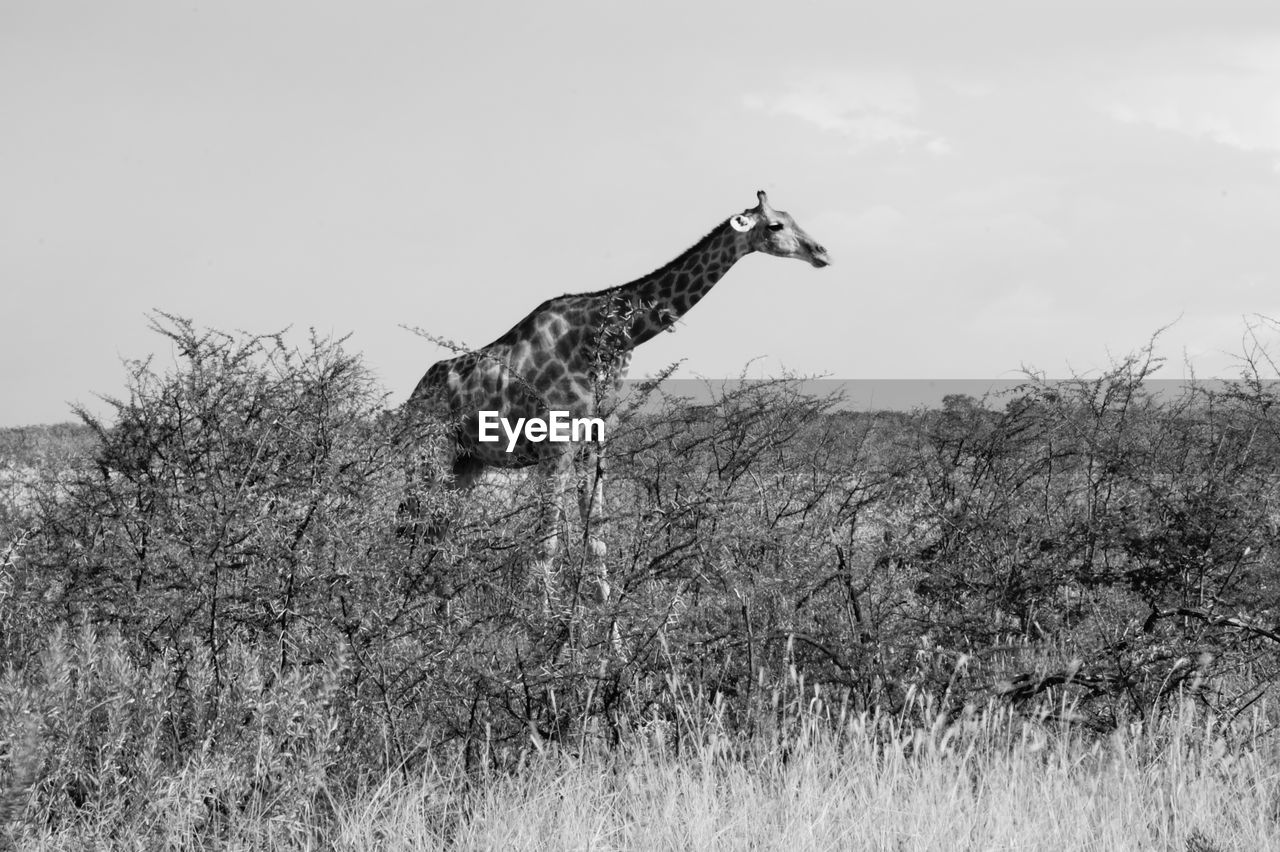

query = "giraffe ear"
[729,214,755,233]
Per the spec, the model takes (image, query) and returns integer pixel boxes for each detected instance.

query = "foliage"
[3,315,1280,844]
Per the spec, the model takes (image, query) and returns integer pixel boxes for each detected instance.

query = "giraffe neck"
[614,220,753,349]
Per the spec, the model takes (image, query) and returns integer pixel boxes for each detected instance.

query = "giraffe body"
[406,191,829,603]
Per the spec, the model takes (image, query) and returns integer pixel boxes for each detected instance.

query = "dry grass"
[7,330,1280,851]
[13,704,1277,851]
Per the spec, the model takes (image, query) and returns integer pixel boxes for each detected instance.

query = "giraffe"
[405,190,829,605]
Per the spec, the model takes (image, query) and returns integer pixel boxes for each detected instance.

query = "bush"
[4,315,1280,844]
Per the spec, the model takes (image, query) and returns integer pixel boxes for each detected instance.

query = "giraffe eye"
[768,222,785,231]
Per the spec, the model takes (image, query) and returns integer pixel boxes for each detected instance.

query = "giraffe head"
[729,190,830,268]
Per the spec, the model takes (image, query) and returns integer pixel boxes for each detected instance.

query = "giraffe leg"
[398,426,483,599]
[532,453,571,610]
[397,447,441,542]
[450,455,485,490]
[423,455,484,597]
[577,441,610,604]
[397,412,456,542]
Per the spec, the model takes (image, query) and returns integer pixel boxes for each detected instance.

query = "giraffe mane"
[484,218,733,349]
[579,218,732,299]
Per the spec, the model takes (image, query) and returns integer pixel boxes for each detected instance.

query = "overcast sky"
[4,1,1279,425]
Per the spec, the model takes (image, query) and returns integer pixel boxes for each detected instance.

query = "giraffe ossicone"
[405,190,830,606]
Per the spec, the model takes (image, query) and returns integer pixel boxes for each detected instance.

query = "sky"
[3,1,1280,425]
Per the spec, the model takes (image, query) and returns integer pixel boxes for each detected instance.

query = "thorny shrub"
[2,315,1280,840]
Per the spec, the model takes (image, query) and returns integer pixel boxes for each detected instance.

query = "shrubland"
[2,313,1280,849]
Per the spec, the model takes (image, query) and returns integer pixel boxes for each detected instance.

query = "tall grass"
[11,686,1276,850]
[6,317,1280,848]
[346,712,1273,851]
[7,625,1274,849]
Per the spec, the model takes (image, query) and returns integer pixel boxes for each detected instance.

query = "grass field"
[10,703,1275,851]
[5,321,1280,850]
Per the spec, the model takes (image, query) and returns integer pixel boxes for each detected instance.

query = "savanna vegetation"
[2,313,1280,849]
